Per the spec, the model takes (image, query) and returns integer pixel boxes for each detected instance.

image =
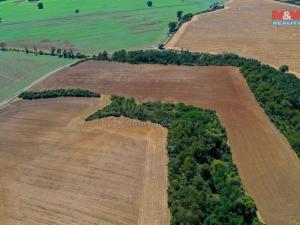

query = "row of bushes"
[19,89,100,100]
[94,49,300,157]
[86,96,261,225]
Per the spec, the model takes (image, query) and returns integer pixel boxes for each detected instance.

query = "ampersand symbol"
[283,11,292,20]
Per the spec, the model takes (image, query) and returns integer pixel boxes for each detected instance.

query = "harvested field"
[0,97,169,225]
[166,0,300,76]
[33,60,300,225]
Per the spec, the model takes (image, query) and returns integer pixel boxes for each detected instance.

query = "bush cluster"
[19,89,100,99]
[86,96,262,225]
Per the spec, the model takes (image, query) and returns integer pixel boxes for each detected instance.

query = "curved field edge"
[96,49,300,158]
[86,95,262,225]
[0,51,74,103]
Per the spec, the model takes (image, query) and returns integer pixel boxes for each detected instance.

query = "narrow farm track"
[0,97,169,225]
[166,0,300,76]
[0,62,74,109]
[33,60,300,225]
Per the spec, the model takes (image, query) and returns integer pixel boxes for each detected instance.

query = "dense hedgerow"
[96,49,300,157]
[86,96,261,225]
[19,89,100,99]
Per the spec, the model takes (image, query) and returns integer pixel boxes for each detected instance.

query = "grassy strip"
[95,50,300,158]
[86,95,261,225]
[19,89,100,100]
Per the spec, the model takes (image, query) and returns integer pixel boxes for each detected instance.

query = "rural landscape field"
[31,60,300,225]
[0,0,299,225]
[0,0,216,53]
[0,97,170,225]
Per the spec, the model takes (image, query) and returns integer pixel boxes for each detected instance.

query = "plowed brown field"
[166,0,300,76]
[33,60,300,225]
[0,97,169,225]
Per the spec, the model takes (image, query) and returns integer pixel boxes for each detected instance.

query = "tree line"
[0,42,88,59]
[86,96,262,225]
[94,49,300,158]
[19,89,100,100]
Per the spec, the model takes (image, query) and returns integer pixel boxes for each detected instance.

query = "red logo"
[272,10,300,20]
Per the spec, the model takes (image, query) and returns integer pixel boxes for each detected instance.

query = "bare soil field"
[166,0,300,76]
[0,97,169,225]
[33,60,300,225]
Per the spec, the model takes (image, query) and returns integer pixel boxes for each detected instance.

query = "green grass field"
[0,0,218,53]
[0,51,73,103]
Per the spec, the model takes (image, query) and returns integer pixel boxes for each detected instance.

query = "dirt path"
[165,0,300,77]
[33,60,300,225]
[0,97,169,225]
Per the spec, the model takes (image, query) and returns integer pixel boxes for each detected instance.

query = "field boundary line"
[0,61,77,110]
[165,2,231,49]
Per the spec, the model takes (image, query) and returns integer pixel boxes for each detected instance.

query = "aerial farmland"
[0,0,216,53]
[0,0,299,225]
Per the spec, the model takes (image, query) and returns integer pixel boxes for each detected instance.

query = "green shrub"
[37,2,44,9]
[279,64,289,73]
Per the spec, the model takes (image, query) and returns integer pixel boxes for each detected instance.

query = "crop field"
[32,60,300,225]
[0,0,217,53]
[0,51,72,103]
[0,0,299,224]
[0,97,169,225]
[166,0,300,75]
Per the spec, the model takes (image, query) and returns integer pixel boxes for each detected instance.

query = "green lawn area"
[0,51,73,103]
[0,0,219,54]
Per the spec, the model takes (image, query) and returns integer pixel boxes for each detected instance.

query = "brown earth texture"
[0,97,169,225]
[32,60,300,225]
[166,0,300,76]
